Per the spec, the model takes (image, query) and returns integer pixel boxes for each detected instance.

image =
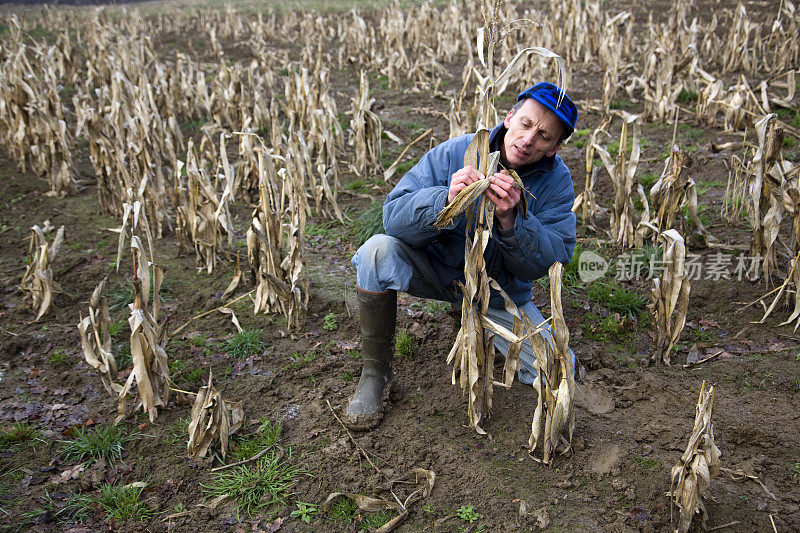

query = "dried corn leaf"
[650,229,690,365]
[19,224,64,320]
[322,467,435,533]
[78,278,122,397]
[187,373,244,461]
[670,381,720,533]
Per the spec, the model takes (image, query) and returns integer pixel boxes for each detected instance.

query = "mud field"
[1,1,799,532]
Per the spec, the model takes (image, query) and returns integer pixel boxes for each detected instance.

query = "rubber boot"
[343,288,396,431]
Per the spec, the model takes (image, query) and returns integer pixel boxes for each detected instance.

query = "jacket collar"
[488,121,556,178]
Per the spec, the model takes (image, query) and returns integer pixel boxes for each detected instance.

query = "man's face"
[502,99,563,169]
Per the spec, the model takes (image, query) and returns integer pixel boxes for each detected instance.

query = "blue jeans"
[352,234,575,385]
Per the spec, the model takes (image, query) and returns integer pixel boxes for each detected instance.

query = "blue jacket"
[383,122,576,308]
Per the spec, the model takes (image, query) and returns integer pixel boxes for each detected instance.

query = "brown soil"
[1,1,800,533]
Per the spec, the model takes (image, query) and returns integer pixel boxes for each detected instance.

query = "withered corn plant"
[187,373,244,461]
[116,238,169,425]
[573,115,611,229]
[175,137,235,274]
[670,381,720,533]
[649,229,690,366]
[436,0,568,438]
[19,224,64,321]
[527,263,575,464]
[594,113,648,248]
[348,71,383,178]
[748,114,785,284]
[78,278,122,397]
[247,147,309,330]
[640,136,713,247]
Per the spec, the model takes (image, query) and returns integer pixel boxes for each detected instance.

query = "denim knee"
[352,234,411,292]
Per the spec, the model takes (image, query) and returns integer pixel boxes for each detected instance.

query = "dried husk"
[19,224,64,321]
[77,278,122,397]
[187,373,244,461]
[670,381,721,533]
[649,229,691,365]
[527,263,575,464]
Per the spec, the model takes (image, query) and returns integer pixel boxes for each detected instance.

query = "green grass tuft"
[67,482,153,522]
[351,199,385,245]
[225,329,266,359]
[60,424,136,465]
[588,282,647,317]
[395,329,415,358]
[231,418,282,463]
[0,422,39,447]
[202,450,306,518]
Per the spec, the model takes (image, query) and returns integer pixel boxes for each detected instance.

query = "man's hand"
[487,170,521,229]
[447,165,483,205]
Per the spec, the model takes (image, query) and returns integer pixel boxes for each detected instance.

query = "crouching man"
[346,82,578,430]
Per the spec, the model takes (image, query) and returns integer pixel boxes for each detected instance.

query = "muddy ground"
[1,1,800,532]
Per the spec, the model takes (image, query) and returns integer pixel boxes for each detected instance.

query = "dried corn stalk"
[594,113,647,248]
[650,229,690,365]
[527,263,575,464]
[19,224,64,321]
[348,71,382,177]
[640,144,713,247]
[573,115,611,229]
[748,114,785,284]
[78,278,122,397]
[247,148,308,330]
[187,373,244,461]
[670,381,720,533]
[175,137,234,274]
[116,231,169,424]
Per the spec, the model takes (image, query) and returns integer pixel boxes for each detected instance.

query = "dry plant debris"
[322,468,435,533]
[348,70,383,178]
[593,113,647,249]
[77,278,122,397]
[527,263,575,464]
[187,373,244,461]
[670,381,720,533]
[19,223,64,321]
[650,229,691,366]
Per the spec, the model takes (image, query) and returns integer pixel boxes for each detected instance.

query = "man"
[345,82,578,430]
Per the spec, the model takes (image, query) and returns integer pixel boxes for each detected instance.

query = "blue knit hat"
[517,82,578,137]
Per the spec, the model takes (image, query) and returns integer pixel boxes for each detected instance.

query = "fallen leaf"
[50,463,85,484]
[699,318,719,328]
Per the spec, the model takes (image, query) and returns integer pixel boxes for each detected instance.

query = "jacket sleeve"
[382,137,467,248]
[493,166,577,281]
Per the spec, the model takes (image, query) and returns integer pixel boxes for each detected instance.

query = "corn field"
[0,0,798,530]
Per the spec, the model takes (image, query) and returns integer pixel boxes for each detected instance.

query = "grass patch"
[60,424,136,465]
[0,422,39,447]
[225,329,266,359]
[49,349,70,367]
[231,418,282,463]
[639,172,659,191]
[115,342,132,370]
[588,282,647,317]
[67,482,153,522]
[609,97,633,110]
[395,329,415,358]
[351,199,385,245]
[423,300,451,315]
[633,455,660,469]
[285,351,318,370]
[202,449,306,518]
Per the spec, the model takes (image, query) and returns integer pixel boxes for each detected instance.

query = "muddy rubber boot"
[343,288,396,431]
